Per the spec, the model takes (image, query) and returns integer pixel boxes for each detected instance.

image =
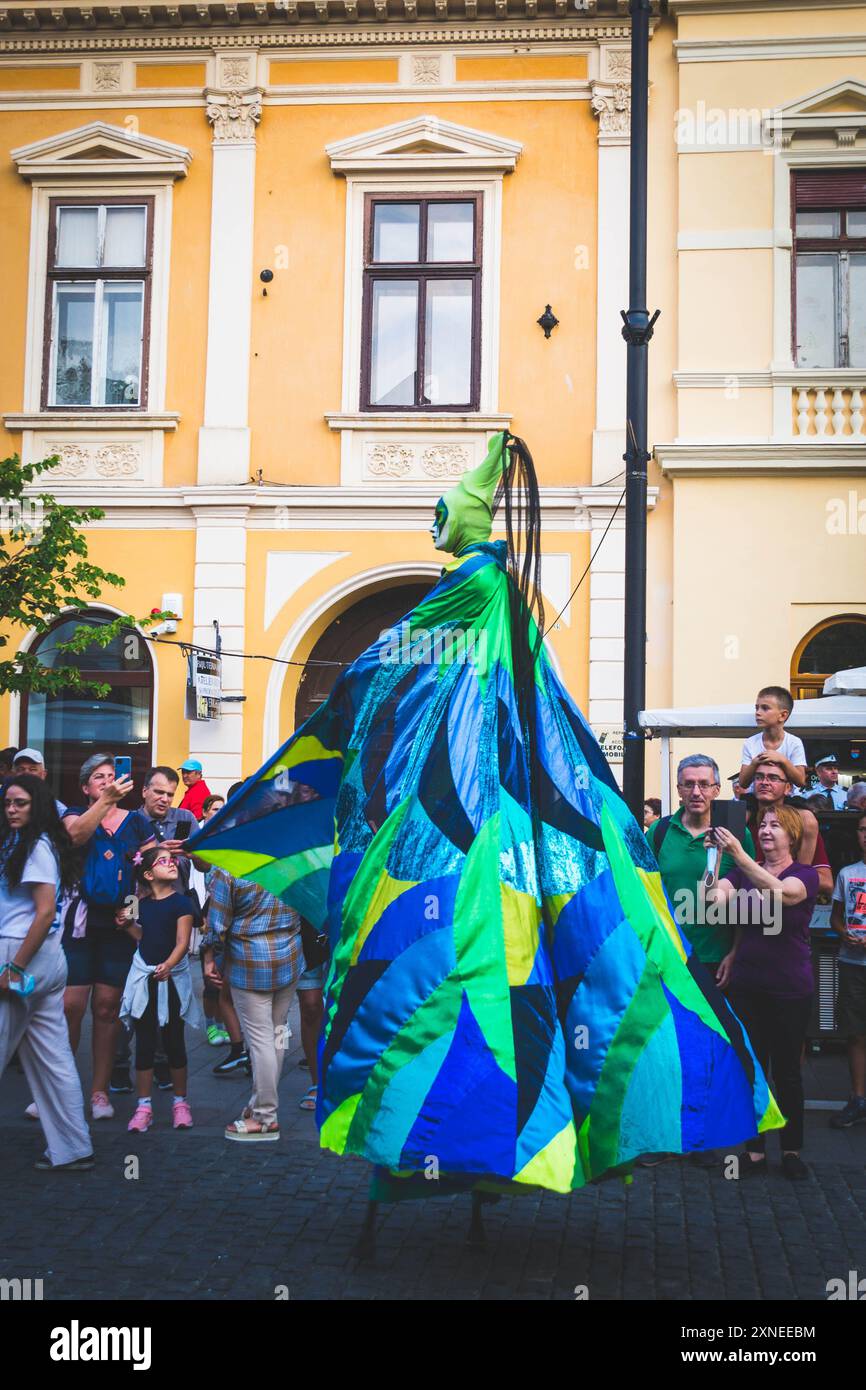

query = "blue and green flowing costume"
[187,433,782,1193]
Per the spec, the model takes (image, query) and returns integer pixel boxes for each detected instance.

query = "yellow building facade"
[656,0,866,788]
[0,1,864,803]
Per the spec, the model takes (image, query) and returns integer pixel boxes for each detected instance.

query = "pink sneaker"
[91,1091,115,1121]
[127,1105,153,1133]
[172,1100,193,1130]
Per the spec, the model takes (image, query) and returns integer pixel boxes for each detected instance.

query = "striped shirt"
[201,867,302,992]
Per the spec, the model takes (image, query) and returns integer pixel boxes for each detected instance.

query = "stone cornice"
[669,0,865,12]
[673,368,866,390]
[19,480,651,532]
[655,442,866,476]
[0,17,638,56]
[0,1,652,35]
[675,33,866,64]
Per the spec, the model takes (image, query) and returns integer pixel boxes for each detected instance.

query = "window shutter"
[795,169,866,209]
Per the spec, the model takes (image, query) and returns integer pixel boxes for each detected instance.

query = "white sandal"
[224,1116,280,1142]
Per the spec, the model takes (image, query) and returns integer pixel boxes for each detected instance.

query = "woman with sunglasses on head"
[748,759,833,897]
[0,773,93,1171]
[119,845,201,1132]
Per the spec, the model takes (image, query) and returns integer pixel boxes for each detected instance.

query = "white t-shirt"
[832,861,866,967]
[741,730,807,771]
[0,834,61,940]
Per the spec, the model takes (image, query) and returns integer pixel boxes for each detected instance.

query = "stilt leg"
[352,1198,378,1261]
[466,1190,487,1249]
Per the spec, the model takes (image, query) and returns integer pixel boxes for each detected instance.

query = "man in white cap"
[814,755,848,810]
[11,748,66,818]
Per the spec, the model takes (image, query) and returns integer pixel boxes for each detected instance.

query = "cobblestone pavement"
[2,992,865,1302]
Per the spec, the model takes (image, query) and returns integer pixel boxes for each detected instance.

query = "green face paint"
[431,498,450,551]
[431,431,510,555]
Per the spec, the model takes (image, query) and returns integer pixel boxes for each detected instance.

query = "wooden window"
[42,196,154,409]
[21,610,154,811]
[360,194,482,411]
[792,170,866,369]
[790,614,866,701]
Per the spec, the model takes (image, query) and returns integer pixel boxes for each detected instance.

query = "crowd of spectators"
[0,749,325,1169]
[645,685,866,1178]
[1,682,863,1177]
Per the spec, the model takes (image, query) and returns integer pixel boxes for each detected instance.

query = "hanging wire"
[30,618,345,670]
[30,471,629,670]
[541,486,626,637]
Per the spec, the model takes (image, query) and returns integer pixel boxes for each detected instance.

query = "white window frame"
[47,201,150,410]
[343,174,501,416]
[772,148,866,368]
[766,91,866,436]
[768,87,866,369]
[28,180,170,418]
[326,117,521,426]
[8,124,190,483]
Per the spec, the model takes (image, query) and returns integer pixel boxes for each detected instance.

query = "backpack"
[300,917,330,970]
[649,815,673,861]
[79,821,136,907]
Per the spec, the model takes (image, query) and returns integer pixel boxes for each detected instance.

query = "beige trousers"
[232,981,297,1126]
[0,936,93,1166]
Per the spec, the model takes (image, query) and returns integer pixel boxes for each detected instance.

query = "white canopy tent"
[824,665,866,696]
[639,687,866,814]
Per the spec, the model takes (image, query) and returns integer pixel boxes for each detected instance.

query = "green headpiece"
[432,431,509,555]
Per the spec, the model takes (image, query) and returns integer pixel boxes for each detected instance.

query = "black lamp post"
[620,0,659,818]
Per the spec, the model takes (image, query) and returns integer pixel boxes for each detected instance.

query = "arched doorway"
[790,615,866,700]
[20,609,154,810]
[295,582,433,728]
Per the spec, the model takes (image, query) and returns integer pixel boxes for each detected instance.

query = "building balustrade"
[793,385,866,439]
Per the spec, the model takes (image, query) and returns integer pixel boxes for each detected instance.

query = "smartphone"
[710,798,748,841]
[113,756,132,781]
[174,823,192,842]
[7,964,35,996]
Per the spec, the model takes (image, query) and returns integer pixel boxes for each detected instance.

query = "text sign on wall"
[597,729,624,764]
[186,652,222,721]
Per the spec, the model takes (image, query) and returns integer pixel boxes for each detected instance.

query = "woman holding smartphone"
[59,753,154,1121]
[0,773,94,1169]
[708,807,818,1181]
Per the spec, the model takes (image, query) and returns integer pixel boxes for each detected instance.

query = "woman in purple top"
[710,805,818,1182]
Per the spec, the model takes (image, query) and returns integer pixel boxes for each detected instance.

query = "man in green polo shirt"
[647,753,755,975]
[640,753,755,1170]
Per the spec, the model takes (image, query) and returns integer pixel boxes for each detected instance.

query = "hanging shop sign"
[186,651,222,721]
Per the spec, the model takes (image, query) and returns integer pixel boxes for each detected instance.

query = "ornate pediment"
[326,116,522,174]
[768,80,866,149]
[12,121,192,180]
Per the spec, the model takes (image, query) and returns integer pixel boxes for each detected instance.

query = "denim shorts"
[297,961,325,992]
[63,929,135,989]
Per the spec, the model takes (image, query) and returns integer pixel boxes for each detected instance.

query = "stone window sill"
[325,411,509,432]
[4,412,180,431]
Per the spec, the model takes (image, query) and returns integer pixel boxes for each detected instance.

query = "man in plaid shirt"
[201,867,303,1142]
